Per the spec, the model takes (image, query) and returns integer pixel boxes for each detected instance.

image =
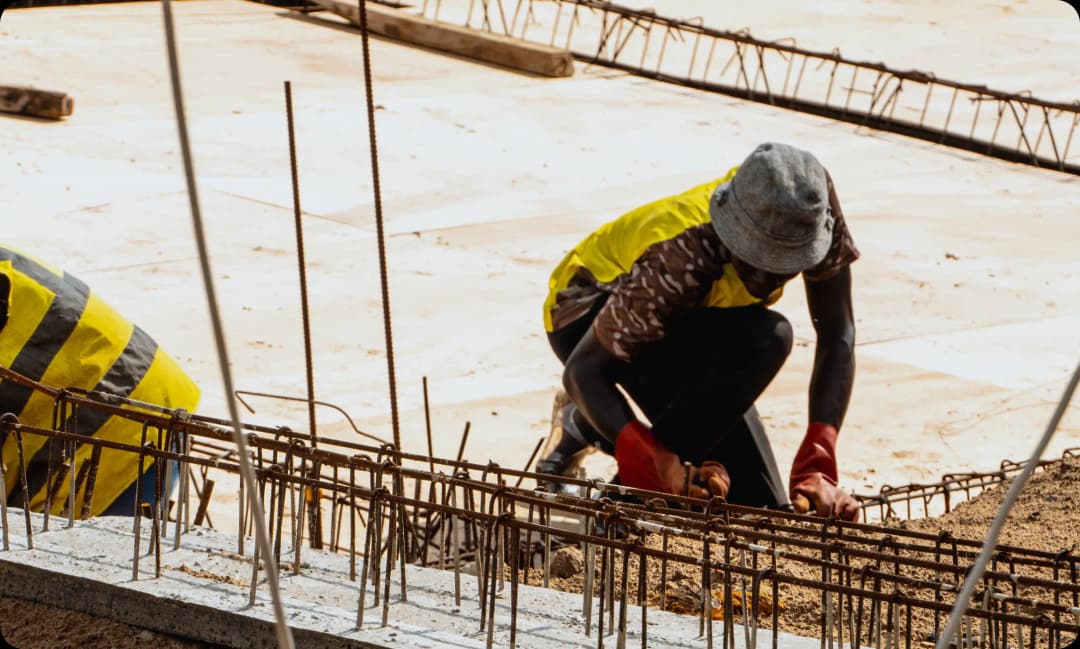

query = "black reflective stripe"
[77,325,157,433]
[0,273,10,332]
[0,248,63,290]
[15,325,158,505]
[0,270,89,419]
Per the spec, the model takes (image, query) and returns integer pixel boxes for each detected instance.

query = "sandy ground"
[1,0,1079,530]
[0,598,218,648]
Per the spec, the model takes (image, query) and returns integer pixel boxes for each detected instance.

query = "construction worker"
[538,142,860,521]
[0,244,200,517]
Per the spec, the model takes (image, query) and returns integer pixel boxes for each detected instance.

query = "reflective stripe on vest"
[0,245,200,517]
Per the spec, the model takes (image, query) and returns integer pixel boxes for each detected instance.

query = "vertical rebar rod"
[276,452,292,563]
[583,518,595,636]
[380,495,397,627]
[293,454,307,574]
[510,524,520,649]
[330,467,341,553]
[238,462,246,556]
[456,421,471,464]
[42,403,59,532]
[357,0,402,451]
[451,484,461,606]
[66,438,76,528]
[131,440,148,581]
[423,377,435,474]
[396,487,408,599]
[638,544,647,649]
[157,426,171,540]
[659,531,669,611]
[597,523,608,648]
[0,443,8,551]
[349,463,357,581]
[284,80,319,452]
[542,504,551,588]
[308,460,323,550]
[485,519,499,649]
[699,535,708,638]
[249,509,262,606]
[174,432,189,549]
[617,544,629,649]
[357,493,378,628]
[81,443,102,521]
[152,453,163,578]
[523,503,535,587]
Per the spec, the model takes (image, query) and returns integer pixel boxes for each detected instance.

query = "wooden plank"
[305,0,574,78]
[0,86,73,119]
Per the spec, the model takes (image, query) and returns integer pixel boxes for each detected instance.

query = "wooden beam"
[304,0,574,78]
[0,86,74,120]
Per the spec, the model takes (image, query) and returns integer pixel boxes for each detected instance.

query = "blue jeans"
[101,457,181,517]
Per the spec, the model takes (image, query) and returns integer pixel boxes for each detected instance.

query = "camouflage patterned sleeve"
[592,225,724,361]
[803,172,859,283]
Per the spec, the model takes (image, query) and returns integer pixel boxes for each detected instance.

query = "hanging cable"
[935,357,1080,649]
[159,1,296,647]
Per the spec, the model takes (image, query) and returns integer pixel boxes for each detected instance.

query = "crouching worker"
[0,244,200,518]
[538,142,861,521]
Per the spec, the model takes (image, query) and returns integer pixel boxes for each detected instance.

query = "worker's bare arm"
[562,326,635,445]
[793,266,860,520]
[804,266,855,428]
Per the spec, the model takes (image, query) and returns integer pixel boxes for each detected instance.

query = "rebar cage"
[357,0,1080,176]
[2,365,1079,648]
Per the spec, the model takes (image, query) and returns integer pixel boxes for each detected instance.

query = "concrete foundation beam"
[0,510,820,648]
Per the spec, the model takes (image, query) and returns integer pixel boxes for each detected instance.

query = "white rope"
[159,2,296,646]
[935,357,1080,649]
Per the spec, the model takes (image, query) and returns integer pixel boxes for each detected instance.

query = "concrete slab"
[0,0,1078,528]
[0,509,820,648]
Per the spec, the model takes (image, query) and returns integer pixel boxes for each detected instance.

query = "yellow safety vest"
[543,167,785,332]
[0,245,199,517]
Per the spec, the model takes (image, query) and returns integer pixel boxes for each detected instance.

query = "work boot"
[536,391,595,492]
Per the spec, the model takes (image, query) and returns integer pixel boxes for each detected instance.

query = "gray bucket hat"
[709,142,834,275]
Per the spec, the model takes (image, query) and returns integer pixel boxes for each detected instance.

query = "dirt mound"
[528,457,1080,642]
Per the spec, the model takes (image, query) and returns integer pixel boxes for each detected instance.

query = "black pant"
[548,300,791,509]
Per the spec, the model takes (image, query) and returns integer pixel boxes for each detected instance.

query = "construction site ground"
[1,0,1079,646]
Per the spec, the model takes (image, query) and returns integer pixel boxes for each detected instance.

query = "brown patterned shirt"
[547,172,858,361]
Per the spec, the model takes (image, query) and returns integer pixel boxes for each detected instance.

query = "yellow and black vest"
[0,245,199,517]
[543,166,784,332]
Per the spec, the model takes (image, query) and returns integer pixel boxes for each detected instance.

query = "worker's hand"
[789,422,860,522]
[692,461,731,499]
[615,421,694,496]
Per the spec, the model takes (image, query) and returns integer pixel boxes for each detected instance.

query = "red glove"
[614,421,729,499]
[615,421,683,494]
[789,422,860,521]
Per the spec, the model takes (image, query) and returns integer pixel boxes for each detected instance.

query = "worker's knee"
[719,308,792,372]
[761,311,793,367]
